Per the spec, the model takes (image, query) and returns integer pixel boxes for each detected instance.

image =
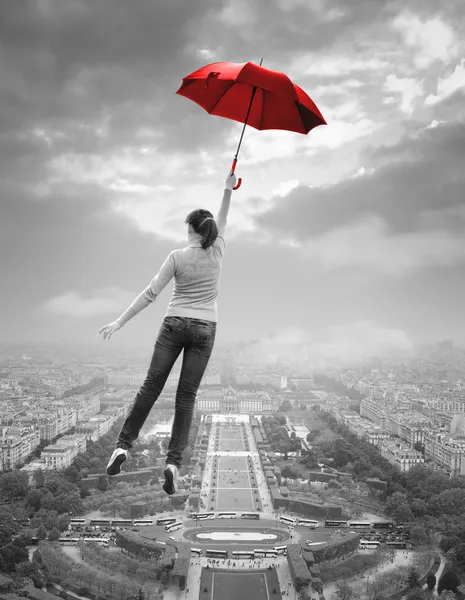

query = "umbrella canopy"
[176,61,326,135]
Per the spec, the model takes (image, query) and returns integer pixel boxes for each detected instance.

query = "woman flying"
[99,171,237,495]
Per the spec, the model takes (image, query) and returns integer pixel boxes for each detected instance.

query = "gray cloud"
[254,115,465,240]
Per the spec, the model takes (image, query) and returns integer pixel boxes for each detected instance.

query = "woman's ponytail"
[185,209,218,249]
[198,217,218,250]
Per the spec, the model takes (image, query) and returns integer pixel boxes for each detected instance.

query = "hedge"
[115,529,173,566]
[170,541,191,590]
[306,535,360,564]
[286,544,312,591]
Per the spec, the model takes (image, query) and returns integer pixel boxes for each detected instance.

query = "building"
[75,414,115,442]
[0,433,23,470]
[379,440,424,472]
[385,415,430,445]
[450,413,465,437]
[424,431,465,477]
[41,445,73,470]
[360,398,389,428]
[55,434,87,461]
[105,370,220,388]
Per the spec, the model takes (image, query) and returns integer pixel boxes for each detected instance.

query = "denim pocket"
[196,322,216,340]
[164,316,185,333]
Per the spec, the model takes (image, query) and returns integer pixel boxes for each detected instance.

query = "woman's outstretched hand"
[225,171,237,191]
[99,321,121,340]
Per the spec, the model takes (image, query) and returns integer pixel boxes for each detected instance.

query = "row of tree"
[316,410,465,587]
[37,541,163,600]
[261,414,302,458]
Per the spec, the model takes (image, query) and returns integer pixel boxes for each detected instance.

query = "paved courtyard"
[209,425,261,512]
[219,456,248,471]
[199,568,281,600]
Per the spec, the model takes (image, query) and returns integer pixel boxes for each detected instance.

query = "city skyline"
[1,0,465,357]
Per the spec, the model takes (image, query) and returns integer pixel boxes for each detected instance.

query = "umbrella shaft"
[234,85,257,161]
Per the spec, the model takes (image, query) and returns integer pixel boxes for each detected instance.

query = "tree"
[384,491,414,522]
[406,590,428,600]
[64,465,80,483]
[36,524,47,541]
[426,573,436,590]
[33,468,46,487]
[48,527,61,541]
[98,476,109,492]
[437,570,460,594]
[0,471,29,501]
[14,561,46,589]
[311,578,324,595]
[25,489,44,512]
[408,523,432,547]
[438,591,459,599]
[333,582,357,600]
[279,400,292,412]
[281,465,301,480]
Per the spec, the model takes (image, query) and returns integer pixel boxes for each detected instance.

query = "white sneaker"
[106,448,128,476]
[163,464,179,495]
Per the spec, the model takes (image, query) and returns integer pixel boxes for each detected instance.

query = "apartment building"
[329,408,389,446]
[75,414,115,442]
[0,433,23,470]
[386,415,430,445]
[360,398,389,428]
[55,433,87,461]
[0,425,42,469]
[424,431,465,477]
[379,440,424,472]
[41,445,73,470]
[105,371,220,387]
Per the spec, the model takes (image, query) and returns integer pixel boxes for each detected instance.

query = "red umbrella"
[176,60,326,189]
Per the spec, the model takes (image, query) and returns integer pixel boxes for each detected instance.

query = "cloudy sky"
[1,0,465,357]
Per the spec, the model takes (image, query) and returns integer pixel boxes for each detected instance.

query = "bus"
[349,522,372,529]
[83,538,109,547]
[89,519,111,527]
[206,549,228,558]
[254,549,278,558]
[240,513,260,520]
[156,517,177,526]
[112,520,133,527]
[324,520,348,528]
[279,515,297,526]
[297,519,319,528]
[190,547,203,556]
[165,521,183,533]
[193,513,215,520]
[306,541,327,546]
[360,540,381,549]
[69,518,87,526]
[386,541,407,549]
[59,538,80,545]
[232,550,255,559]
[133,520,154,526]
[372,521,394,530]
[217,512,236,519]
[274,546,287,555]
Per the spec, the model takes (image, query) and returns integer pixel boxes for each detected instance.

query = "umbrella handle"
[231,159,242,190]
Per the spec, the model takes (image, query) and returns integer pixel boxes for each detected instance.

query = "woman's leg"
[116,317,186,449]
[166,318,216,468]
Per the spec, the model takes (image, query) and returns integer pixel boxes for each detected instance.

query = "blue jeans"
[116,316,216,468]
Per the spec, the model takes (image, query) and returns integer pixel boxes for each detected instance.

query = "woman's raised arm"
[216,172,236,238]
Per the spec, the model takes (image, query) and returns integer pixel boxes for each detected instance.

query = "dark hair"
[185,209,218,250]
